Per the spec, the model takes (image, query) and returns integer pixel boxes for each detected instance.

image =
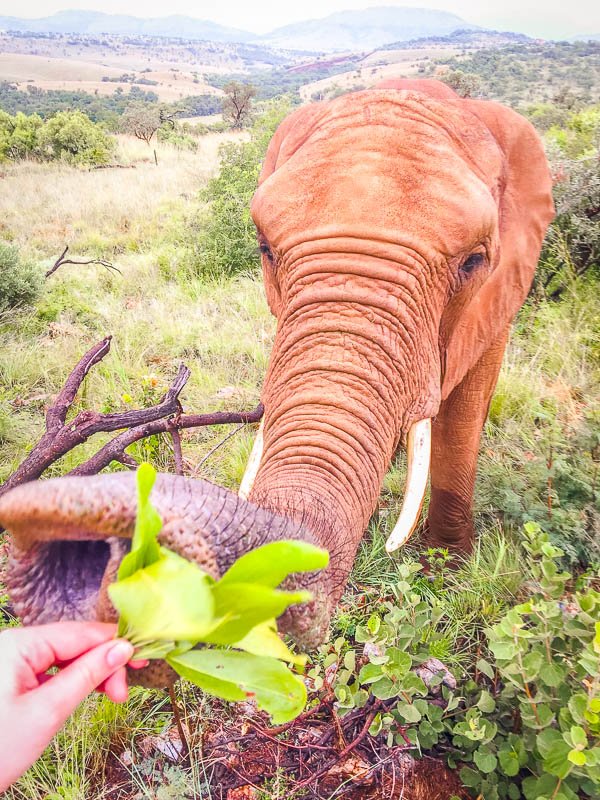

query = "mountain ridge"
[0,7,479,51]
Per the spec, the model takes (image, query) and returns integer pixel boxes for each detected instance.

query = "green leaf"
[117,463,162,582]
[473,748,498,774]
[233,619,306,666]
[167,649,306,724]
[569,725,588,749]
[109,548,215,643]
[217,540,329,588]
[567,749,586,766]
[203,581,311,644]
[459,767,481,789]
[477,690,496,714]
[358,662,383,684]
[383,648,411,677]
[543,738,574,779]
[540,661,566,687]
[476,658,495,680]
[522,650,544,681]
[396,702,422,723]
[498,748,520,777]
[371,677,398,700]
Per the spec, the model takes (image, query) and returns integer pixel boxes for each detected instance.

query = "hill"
[0,7,480,52]
[0,10,253,43]
[258,7,479,52]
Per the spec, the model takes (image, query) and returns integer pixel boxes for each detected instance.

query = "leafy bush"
[314,523,600,799]
[0,110,43,160]
[186,100,291,280]
[156,125,197,151]
[0,242,42,313]
[38,110,114,166]
[538,154,600,298]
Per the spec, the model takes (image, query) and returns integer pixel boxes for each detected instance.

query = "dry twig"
[45,245,121,279]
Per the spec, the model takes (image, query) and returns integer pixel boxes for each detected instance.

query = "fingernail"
[106,640,135,668]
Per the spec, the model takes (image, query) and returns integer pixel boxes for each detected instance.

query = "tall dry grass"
[0,133,245,259]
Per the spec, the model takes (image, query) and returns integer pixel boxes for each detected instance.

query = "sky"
[1,0,598,40]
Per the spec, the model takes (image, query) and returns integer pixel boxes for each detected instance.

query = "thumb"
[29,639,134,729]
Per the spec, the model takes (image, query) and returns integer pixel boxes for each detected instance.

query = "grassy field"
[0,99,598,798]
[0,51,223,102]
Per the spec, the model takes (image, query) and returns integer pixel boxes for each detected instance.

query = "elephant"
[0,79,555,687]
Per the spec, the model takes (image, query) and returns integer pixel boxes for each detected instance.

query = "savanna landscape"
[0,6,599,800]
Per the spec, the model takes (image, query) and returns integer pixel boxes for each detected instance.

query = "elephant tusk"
[238,419,264,500]
[385,418,431,553]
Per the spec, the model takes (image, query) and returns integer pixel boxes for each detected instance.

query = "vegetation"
[221,81,256,129]
[0,108,114,165]
[0,243,42,313]
[184,100,291,279]
[428,41,600,108]
[316,523,600,800]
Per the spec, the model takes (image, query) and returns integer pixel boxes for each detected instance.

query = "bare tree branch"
[0,336,264,513]
[46,245,121,279]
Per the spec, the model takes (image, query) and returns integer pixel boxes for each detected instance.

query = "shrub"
[186,99,291,280]
[315,523,600,800]
[0,110,43,161]
[38,110,114,166]
[538,151,600,298]
[0,242,43,313]
[157,126,197,151]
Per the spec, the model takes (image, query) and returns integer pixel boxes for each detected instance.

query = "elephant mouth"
[6,534,131,626]
[0,473,332,682]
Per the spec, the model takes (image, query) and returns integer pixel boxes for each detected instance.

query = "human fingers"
[101,667,129,703]
[0,622,117,677]
[27,638,134,731]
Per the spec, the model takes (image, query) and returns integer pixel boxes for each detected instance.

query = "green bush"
[187,100,291,280]
[0,242,43,313]
[0,110,43,160]
[157,125,197,151]
[38,110,114,166]
[0,108,114,166]
[315,523,600,800]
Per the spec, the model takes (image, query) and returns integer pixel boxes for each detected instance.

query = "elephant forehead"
[252,92,502,255]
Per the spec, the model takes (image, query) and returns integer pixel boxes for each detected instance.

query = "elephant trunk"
[245,261,441,600]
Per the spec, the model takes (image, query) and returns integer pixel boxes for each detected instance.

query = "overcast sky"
[2,1,598,40]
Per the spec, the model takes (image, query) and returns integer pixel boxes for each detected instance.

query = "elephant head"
[0,81,554,685]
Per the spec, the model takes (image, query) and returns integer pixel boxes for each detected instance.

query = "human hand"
[0,622,143,791]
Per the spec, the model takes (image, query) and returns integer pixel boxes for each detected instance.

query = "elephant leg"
[424,331,509,554]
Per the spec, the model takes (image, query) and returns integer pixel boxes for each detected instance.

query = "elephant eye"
[460,252,485,275]
[258,238,274,263]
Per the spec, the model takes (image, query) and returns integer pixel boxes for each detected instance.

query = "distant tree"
[441,69,482,98]
[121,104,163,145]
[222,81,256,129]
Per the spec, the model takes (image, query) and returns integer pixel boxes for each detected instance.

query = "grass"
[0,122,598,797]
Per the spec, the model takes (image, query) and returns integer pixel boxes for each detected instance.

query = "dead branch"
[70,406,263,477]
[45,245,121,279]
[0,336,263,508]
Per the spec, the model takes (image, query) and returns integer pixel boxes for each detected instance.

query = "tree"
[222,82,256,130]
[441,69,482,98]
[121,104,163,145]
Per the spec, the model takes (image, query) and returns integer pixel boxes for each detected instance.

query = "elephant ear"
[441,100,555,397]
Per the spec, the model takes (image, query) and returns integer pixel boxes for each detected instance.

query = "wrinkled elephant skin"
[0,81,554,686]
